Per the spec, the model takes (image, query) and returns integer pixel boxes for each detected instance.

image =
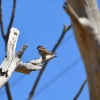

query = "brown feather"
[37,46,56,58]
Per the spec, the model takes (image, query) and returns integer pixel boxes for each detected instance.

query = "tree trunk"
[64,0,100,100]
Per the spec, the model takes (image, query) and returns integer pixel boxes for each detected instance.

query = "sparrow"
[36,45,56,58]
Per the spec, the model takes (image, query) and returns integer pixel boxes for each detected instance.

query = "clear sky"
[0,0,100,100]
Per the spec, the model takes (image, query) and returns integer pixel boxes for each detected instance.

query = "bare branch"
[6,0,16,41]
[0,28,20,88]
[15,61,42,74]
[0,27,56,88]
[29,24,71,100]
[5,82,12,100]
[0,0,6,40]
[27,55,57,64]
[73,79,87,100]
[16,55,56,74]
[0,0,2,22]
[17,44,28,59]
[52,24,71,52]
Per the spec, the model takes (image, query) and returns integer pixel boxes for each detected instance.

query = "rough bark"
[64,0,100,100]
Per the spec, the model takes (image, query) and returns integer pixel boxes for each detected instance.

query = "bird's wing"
[40,48,50,54]
[40,47,57,55]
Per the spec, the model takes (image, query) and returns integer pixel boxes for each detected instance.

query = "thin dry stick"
[0,0,1,21]
[0,0,6,40]
[5,83,12,100]
[29,24,72,100]
[6,0,16,43]
[73,79,87,100]
[0,0,1,26]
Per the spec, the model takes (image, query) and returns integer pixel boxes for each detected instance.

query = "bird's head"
[36,45,43,49]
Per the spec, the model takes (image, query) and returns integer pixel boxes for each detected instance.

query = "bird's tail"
[52,52,57,55]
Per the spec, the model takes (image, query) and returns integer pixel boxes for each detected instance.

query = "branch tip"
[28,23,71,99]
[7,0,16,39]
[73,79,87,100]
[17,44,28,58]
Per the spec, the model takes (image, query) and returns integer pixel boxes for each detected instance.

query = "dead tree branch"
[0,0,6,40]
[73,79,87,100]
[16,55,56,74]
[53,24,71,52]
[0,27,56,88]
[6,0,16,42]
[5,83,12,100]
[29,24,71,100]
[17,44,28,59]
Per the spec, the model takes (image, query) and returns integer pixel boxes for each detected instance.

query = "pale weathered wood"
[0,28,20,88]
[64,0,100,99]
[16,55,56,74]
[0,27,57,88]
[0,28,19,73]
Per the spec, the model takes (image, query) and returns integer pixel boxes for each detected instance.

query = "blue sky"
[0,0,100,100]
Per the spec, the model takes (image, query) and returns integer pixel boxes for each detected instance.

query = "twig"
[5,82,12,100]
[0,0,1,23]
[0,0,6,40]
[73,79,87,100]
[0,0,2,22]
[16,55,56,74]
[29,24,72,100]
[17,44,28,59]
[6,0,16,42]
[52,24,71,52]
[34,57,81,97]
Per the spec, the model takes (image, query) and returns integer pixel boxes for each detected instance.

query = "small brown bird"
[36,45,56,58]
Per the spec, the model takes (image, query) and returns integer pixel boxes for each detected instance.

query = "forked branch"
[0,27,56,88]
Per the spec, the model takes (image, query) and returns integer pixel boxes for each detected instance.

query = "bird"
[36,45,56,59]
